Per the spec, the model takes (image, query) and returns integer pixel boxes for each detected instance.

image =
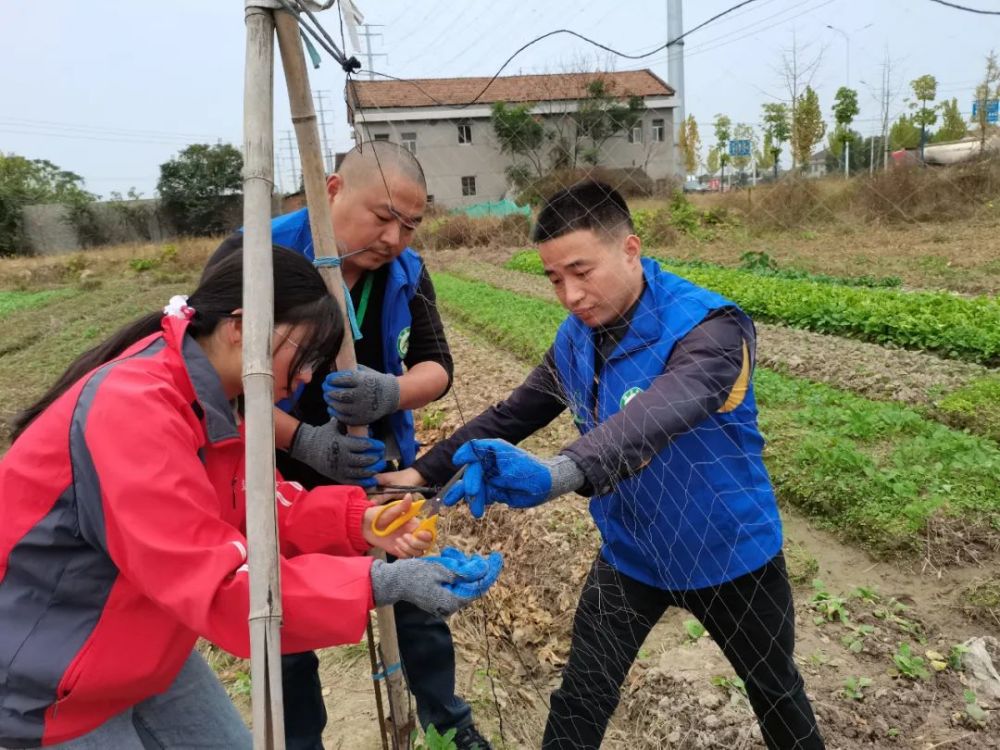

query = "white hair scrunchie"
[163,295,195,320]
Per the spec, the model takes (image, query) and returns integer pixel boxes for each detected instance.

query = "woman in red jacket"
[0,246,500,749]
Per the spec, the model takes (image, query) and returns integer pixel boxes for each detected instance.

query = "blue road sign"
[972,99,999,124]
[728,139,752,157]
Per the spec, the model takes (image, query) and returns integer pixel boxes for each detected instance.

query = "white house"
[346,70,679,207]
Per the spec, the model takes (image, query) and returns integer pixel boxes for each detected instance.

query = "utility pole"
[358,23,387,80]
[314,89,334,173]
[667,0,686,180]
[827,24,851,179]
[880,47,894,171]
[284,130,299,191]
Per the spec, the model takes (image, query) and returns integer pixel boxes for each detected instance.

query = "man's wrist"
[543,455,585,498]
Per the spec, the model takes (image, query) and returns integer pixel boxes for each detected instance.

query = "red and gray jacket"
[0,316,376,747]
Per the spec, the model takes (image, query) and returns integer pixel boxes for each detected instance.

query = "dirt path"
[312,321,998,749]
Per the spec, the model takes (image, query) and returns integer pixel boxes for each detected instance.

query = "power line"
[927,0,1000,14]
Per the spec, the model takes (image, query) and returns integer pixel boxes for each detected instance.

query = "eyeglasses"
[273,329,325,374]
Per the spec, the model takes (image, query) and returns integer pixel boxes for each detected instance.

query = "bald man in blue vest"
[210,142,491,750]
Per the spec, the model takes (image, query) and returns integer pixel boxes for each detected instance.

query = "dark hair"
[11,245,342,441]
[531,180,634,243]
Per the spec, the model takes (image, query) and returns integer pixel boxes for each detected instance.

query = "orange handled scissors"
[369,466,467,546]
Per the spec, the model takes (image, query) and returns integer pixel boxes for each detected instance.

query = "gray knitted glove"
[370,558,466,617]
[544,455,586,498]
[288,420,386,487]
[323,366,401,425]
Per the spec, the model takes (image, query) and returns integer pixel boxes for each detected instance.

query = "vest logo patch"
[397,327,411,359]
[620,386,643,409]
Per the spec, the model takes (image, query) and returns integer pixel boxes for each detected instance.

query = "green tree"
[713,114,732,186]
[761,102,791,179]
[491,102,546,184]
[931,98,968,143]
[973,50,1000,153]
[755,131,776,175]
[791,86,826,169]
[889,114,921,150]
[0,153,95,255]
[157,143,243,236]
[831,87,860,175]
[826,128,864,173]
[677,114,701,176]
[909,74,938,158]
[574,79,645,165]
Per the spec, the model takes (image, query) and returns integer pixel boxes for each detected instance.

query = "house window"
[426,195,435,205]
[372,133,390,142]
[628,124,643,144]
[461,176,477,196]
[458,123,472,144]
[652,119,665,142]
[401,132,417,153]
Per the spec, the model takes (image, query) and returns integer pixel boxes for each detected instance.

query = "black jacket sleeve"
[562,308,754,496]
[412,346,567,485]
[404,267,454,397]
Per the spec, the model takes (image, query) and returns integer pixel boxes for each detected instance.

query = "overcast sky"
[1,0,996,197]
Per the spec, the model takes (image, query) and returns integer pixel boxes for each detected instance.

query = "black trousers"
[543,553,825,750]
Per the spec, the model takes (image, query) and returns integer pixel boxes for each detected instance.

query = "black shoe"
[453,724,493,750]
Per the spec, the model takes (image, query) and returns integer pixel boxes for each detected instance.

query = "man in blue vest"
[209,141,491,750]
[379,181,825,749]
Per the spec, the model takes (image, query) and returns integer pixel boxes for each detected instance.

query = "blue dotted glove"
[430,547,504,599]
[442,439,554,519]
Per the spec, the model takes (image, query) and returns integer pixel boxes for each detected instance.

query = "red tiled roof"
[348,69,673,110]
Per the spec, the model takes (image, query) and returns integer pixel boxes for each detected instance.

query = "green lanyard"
[353,272,375,331]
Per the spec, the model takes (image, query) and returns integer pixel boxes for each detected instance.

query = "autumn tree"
[791,86,826,169]
[677,114,701,176]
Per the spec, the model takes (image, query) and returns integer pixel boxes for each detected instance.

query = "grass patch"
[503,251,1000,365]
[933,376,1000,443]
[0,289,74,317]
[433,272,1000,557]
[0,272,199,441]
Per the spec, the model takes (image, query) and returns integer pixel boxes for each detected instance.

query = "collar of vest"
[160,317,239,444]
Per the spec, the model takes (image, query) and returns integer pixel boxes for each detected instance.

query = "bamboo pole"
[273,11,414,750]
[242,4,285,748]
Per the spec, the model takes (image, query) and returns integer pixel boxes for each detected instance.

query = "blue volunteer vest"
[263,207,422,467]
[552,258,782,591]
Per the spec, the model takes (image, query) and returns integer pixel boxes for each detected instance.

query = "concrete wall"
[355,106,677,207]
[20,196,275,255]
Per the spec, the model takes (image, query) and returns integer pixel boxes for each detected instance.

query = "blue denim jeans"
[40,651,250,749]
[283,601,472,749]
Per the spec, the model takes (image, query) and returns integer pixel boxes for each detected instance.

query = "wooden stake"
[273,11,414,750]
[242,4,285,749]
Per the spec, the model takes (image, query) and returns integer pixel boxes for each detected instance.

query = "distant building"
[807,148,830,178]
[346,70,679,207]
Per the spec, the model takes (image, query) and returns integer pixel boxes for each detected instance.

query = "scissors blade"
[423,465,467,516]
